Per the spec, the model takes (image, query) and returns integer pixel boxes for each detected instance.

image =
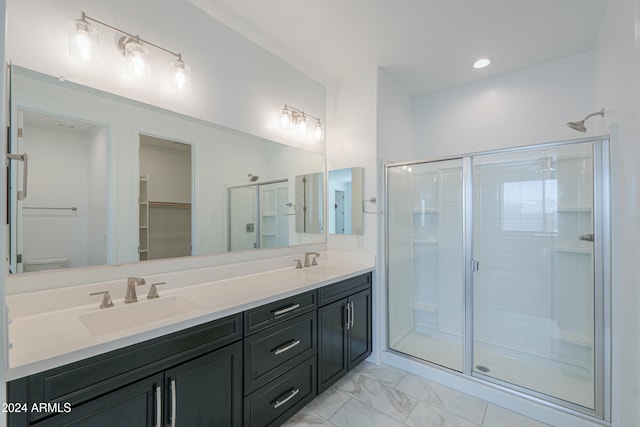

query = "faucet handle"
[293,259,303,269]
[147,282,167,299]
[90,291,114,309]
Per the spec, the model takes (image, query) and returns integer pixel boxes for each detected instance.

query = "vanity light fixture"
[281,104,323,141]
[473,57,492,69]
[68,12,191,91]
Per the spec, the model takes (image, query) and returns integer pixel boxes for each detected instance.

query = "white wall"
[593,0,640,425]
[413,52,597,159]
[87,126,108,265]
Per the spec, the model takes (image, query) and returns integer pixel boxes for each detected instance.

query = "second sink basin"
[79,295,203,336]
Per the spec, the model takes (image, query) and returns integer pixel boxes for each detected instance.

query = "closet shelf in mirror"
[149,201,192,208]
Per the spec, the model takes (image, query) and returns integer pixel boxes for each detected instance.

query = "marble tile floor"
[282,362,551,427]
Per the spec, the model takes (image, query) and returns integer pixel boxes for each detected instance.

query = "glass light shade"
[124,39,149,78]
[281,108,292,129]
[171,59,191,91]
[298,115,308,135]
[314,120,322,140]
[68,18,97,62]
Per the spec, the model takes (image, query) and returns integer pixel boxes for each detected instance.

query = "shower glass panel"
[259,181,290,248]
[228,186,258,251]
[387,159,464,371]
[228,179,290,251]
[472,143,596,409]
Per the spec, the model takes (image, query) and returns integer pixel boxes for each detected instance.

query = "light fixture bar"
[79,12,182,60]
[282,104,321,123]
[281,104,323,141]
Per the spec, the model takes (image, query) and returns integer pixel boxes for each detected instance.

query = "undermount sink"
[79,295,203,336]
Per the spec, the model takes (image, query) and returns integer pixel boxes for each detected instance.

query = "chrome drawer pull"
[273,339,301,355]
[272,388,300,409]
[272,303,300,316]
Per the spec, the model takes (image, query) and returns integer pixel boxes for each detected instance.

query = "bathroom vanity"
[5,256,373,427]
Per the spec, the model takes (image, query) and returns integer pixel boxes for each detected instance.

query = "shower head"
[566,108,605,133]
[566,120,587,133]
[248,173,259,182]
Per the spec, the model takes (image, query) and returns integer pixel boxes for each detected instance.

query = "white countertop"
[6,251,375,381]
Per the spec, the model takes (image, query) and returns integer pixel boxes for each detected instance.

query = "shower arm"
[582,108,605,122]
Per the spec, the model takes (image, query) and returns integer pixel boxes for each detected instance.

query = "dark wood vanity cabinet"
[243,290,318,427]
[318,273,372,393]
[6,314,243,427]
[6,272,372,427]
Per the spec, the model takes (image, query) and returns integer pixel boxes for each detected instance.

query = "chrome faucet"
[304,252,320,267]
[125,277,146,303]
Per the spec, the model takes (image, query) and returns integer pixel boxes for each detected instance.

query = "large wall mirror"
[7,66,326,274]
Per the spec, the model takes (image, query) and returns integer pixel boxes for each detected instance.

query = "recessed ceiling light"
[473,58,492,69]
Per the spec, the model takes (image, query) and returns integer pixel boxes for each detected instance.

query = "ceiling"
[189,0,610,97]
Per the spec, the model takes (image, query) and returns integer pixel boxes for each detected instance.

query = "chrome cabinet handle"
[155,386,162,427]
[273,339,301,355]
[273,303,300,316]
[272,388,300,409]
[350,301,355,328]
[345,302,350,330]
[170,378,177,427]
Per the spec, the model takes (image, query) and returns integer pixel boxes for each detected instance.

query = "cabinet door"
[317,298,348,393]
[36,373,162,427]
[348,289,372,369]
[165,341,242,427]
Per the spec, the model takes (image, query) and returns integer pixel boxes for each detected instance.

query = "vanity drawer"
[244,290,316,335]
[317,272,371,306]
[244,311,316,394]
[243,356,317,427]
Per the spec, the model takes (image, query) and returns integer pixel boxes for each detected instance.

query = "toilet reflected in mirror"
[328,167,364,235]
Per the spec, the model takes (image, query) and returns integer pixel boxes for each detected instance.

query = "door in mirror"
[295,172,323,233]
[328,167,364,235]
[9,109,109,273]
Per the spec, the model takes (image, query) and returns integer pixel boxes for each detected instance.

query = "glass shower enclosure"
[228,179,290,251]
[386,137,610,420]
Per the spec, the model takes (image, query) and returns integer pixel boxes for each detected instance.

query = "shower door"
[387,159,465,372]
[386,138,609,418]
[471,141,604,413]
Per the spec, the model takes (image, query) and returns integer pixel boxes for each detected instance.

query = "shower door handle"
[471,259,480,272]
[7,153,28,201]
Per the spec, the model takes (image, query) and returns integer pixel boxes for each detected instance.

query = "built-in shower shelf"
[557,206,592,213]
[413,303,438,313]
[552,246,592,254]
[261,212,276,217]
[261,232,276,237]
[413,239,438,245]
[412,208,438,214]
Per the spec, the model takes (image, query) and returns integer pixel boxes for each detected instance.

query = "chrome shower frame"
[384,135,611,422]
